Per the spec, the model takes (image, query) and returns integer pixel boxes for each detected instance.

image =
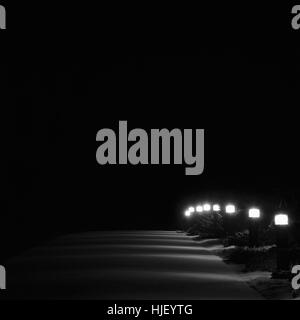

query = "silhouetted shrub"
[186,213,224,238]
[224,231,249,247]
[223,246,277,271]
[223,226,277,247]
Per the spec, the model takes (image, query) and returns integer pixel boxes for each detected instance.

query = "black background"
[0,1,299,313]
[2,1,300,275]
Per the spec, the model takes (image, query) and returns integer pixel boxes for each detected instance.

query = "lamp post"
[248,208,260,247]
[212,204,221,236]
[183,206,195,231]
[274,213,290,273]
[223,204,236,235]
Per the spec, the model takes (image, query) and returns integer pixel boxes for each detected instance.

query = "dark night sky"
[11,51,300,230]
[3,3,300,257]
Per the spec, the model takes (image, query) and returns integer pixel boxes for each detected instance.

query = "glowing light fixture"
[184,210,192,217]
[274,213,289,226]
[213,204,221,212]
[225,204,236,214]
[196,205,203,213]
[188,206,195,213]
[248,208,261,219]
[203,203,211,212]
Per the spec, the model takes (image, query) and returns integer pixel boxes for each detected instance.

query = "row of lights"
[185,203,233,217]
[184,203,289,226]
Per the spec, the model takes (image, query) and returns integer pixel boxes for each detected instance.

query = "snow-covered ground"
[211,244,300,300]
[3,231,263,299]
